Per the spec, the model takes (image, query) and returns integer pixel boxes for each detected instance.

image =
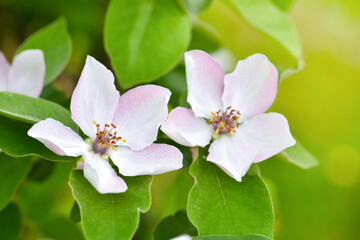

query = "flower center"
[209,106,240,135]
[92,121,126,155]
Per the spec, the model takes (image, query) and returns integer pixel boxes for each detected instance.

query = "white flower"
[0,50,45,97]
[28,56,183,194]
[161,50,295,181]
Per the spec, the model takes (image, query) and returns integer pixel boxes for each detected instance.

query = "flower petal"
[0,51,10,91]
[170,235,192,240]
[109,144,183,176]
[70,56,120,138]
[27,118,88,157]
[222,53,278,121]
[8,49,45,98]
[236,112,296,163]
[112,85,171,151]
[160,107,212,147]
[207,136,257,182]
[185,50,225,118]
[83,151,127,194]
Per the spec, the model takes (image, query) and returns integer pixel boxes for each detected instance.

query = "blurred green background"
[1,0,359,239]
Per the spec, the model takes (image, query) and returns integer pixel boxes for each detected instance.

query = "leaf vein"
[213,166,235,232]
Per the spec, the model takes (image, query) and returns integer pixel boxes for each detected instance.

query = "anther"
[92,121,126,155]
[209,106,241,135]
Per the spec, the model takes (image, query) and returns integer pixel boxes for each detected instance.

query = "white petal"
[83,151,127,194]
[70,56,120,138]
[236,112,296,163]
[109,144,183,176]
[112,85,171,150]
[160,107,212,147]
[8,49,45,98]
[170,235,192,240]
[185,50,225,118]
[222,53,278,122]
[0,51,10,91]
[207,136,257,182]
[27,118,88,157]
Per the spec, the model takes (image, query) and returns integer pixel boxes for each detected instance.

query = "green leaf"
[278,59,305,83]
[69,170,152,240]
[138,168,194,238]
[104,0,191,88]
[183,0,213,14]
[271,0,295,11]
[40,84,71,108]
[17,18,72,85]
[0,153,33,210]
[154,210,197,240]
[280,140,319,169]
[0,203,21,240]
[159,169,194,216]
[70,201,81,223]
[27,159,55,182]
[40,216,85,240]
[0,92,77,131]
[151,168,194,221]
[193,234,272,240]
[0,115,75,162]
[223,0,302,60]
[188,23,220,53]
[247,163,261,176]
[17,162,72,222]
[155,66,187,109]
[187,147,274,237]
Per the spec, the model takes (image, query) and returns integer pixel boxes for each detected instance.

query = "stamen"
[91,121,126,155]
[209,106,241,135]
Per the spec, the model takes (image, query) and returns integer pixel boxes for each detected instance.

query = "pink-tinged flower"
[0,50,45,97]
[28,56,183,194]
[161,50,295,182]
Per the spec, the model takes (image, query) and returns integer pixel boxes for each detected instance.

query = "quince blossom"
[28,56,183,194]
[0,50,45,97]
[161,50,295,181]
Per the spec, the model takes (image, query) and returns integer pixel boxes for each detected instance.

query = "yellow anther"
[210,106,241,135]
[92,121,126,154]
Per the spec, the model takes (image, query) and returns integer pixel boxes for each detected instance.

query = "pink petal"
[8,49,45,98]
[70,56,120,139]
[185,50,225,118]
[108,144,183,176]
[27,118,88,157]
[236,112,296,163]
[112,85,171,151]
[0,51,10,91]
[207,136,257,182]
[160,107,212,147]
[222,53,278,122]
[83,151,128,194]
